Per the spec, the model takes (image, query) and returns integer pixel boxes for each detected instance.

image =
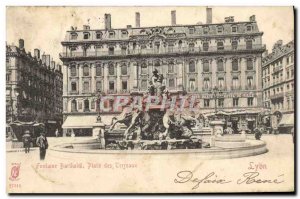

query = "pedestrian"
[22,130,31,153]
[36,132,48,160]
[55,129,59,137]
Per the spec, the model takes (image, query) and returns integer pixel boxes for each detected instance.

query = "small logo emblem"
[9,163,21,181]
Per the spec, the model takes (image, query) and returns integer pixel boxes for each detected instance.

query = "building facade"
[262,40,294,133]
[6,39,63,136]
[60,8,266,136]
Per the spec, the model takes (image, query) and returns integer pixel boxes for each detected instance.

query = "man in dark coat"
[36,132,48,160]
[22,130,31,153]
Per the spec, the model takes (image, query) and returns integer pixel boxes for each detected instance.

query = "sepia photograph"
[5,5,295,193]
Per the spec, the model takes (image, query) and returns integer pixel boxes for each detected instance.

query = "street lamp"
[14,89,19,121]
[95,89,104,123]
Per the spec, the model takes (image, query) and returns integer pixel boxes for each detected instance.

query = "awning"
[62,115,116,129]
[279,114,294,127]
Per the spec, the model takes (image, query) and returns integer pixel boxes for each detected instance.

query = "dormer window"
[109,31,115,38]
[217,26,223,34]
[246,25,253,32]
[231,26,237,33]
[203,27,209,34]
[121,31,128,38]
[96,32,102,39]
[70,33,78,40]
[189,28,195,34]
[83,32,90,40]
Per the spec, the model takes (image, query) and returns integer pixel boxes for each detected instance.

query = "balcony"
[245,85,257,90]
[59,44,266,60]
[270,93,284,100]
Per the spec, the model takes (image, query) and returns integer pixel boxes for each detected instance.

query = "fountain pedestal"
[92,122,106,149]
[209,120,225,147]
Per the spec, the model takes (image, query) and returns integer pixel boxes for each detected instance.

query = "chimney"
[45,55,50,67]
[34,49,40,59]
[19,39,24,49]
[206,7,212,24]
[51,60,55,69]
[135,12,140,28]
[83,25,90,30]
[42,54,46,65]
[250,15,256,22]
[171,10,176,26]
[104,14,111,30]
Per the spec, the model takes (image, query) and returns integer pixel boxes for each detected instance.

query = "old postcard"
[6,6,294,193]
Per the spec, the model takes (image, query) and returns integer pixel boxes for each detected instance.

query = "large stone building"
[6,39,63,136]
[262,40,294,133]
[60,8,266,136]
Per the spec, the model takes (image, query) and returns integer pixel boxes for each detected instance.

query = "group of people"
[22,130,49,160]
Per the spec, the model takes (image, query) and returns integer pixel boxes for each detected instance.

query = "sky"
[6,6,294,65]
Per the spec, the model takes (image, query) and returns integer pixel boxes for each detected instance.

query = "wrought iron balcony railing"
[60,44,266,58]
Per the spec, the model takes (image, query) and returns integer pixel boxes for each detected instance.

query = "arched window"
[96,64,102,76]
[189,61,195,73]
[83,65,89,76]
[121,64,127,75]
[203,60,209,72]
[168,62,174,73]
[217,60,224,71]
[232,59,238,71]
[247,58,253,70]
[217,41,224,50]
[70,65,76,76]
[71,99,77,112]
[84,99,90,112]
[108,63,114,75]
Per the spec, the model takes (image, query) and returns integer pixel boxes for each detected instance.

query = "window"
[188,43,195,52]
[247,76,253,87]
[189,79,195,91]
[203,27,209,34]
[203,60,209,72]
[84,99,90,111]
[96,81,102,91]
[231,26,237,33]
[189,61,195,73]
[83,65,89,76]
[291,55,294,63]
[70,33,78,40]
[71,65,77,76]
[71,82,77,91]
[6,74,10,81]
[247,58,253,70]
[291,69,294,77]
[232,77,239,89]
[109,31,115,38]
[96,32,102,39]
[189,28,195,34]
[204,78,210,89]
[108,47,114,55]
[218,77,224,89]
[96,64,102,76]
[121,47,127,55]
[217,42,224,50]
[121,31,128,38]
[169,79,175,88]
[83,32,90,40]
[122,81,127,91]
[71,99,77,112]
[246,40,252,50]
[246,25,252,32]
[178,40,183,48]
[141,63,147,74]
[217,26,223,34]
[217,60,224,71]
[83,82,89,92]
[247,97,254,106]
[218,98,224,107]
[204,99,210,107]
[233,98,239,107]
[286,57,289,65]
[141,80,147,89]
[232,40,238,50]
[108,64,114,75]
[232,59,238,71]
[168,44,174,52]
[287,84,290,90]
[121,64,127,75]
[203,42,209,51]
[109,81,114,91]
[168,63,174,73]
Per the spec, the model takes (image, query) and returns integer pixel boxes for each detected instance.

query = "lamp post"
[95,89,103,123]
[14,89,19,121]
[209,86,223,117]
